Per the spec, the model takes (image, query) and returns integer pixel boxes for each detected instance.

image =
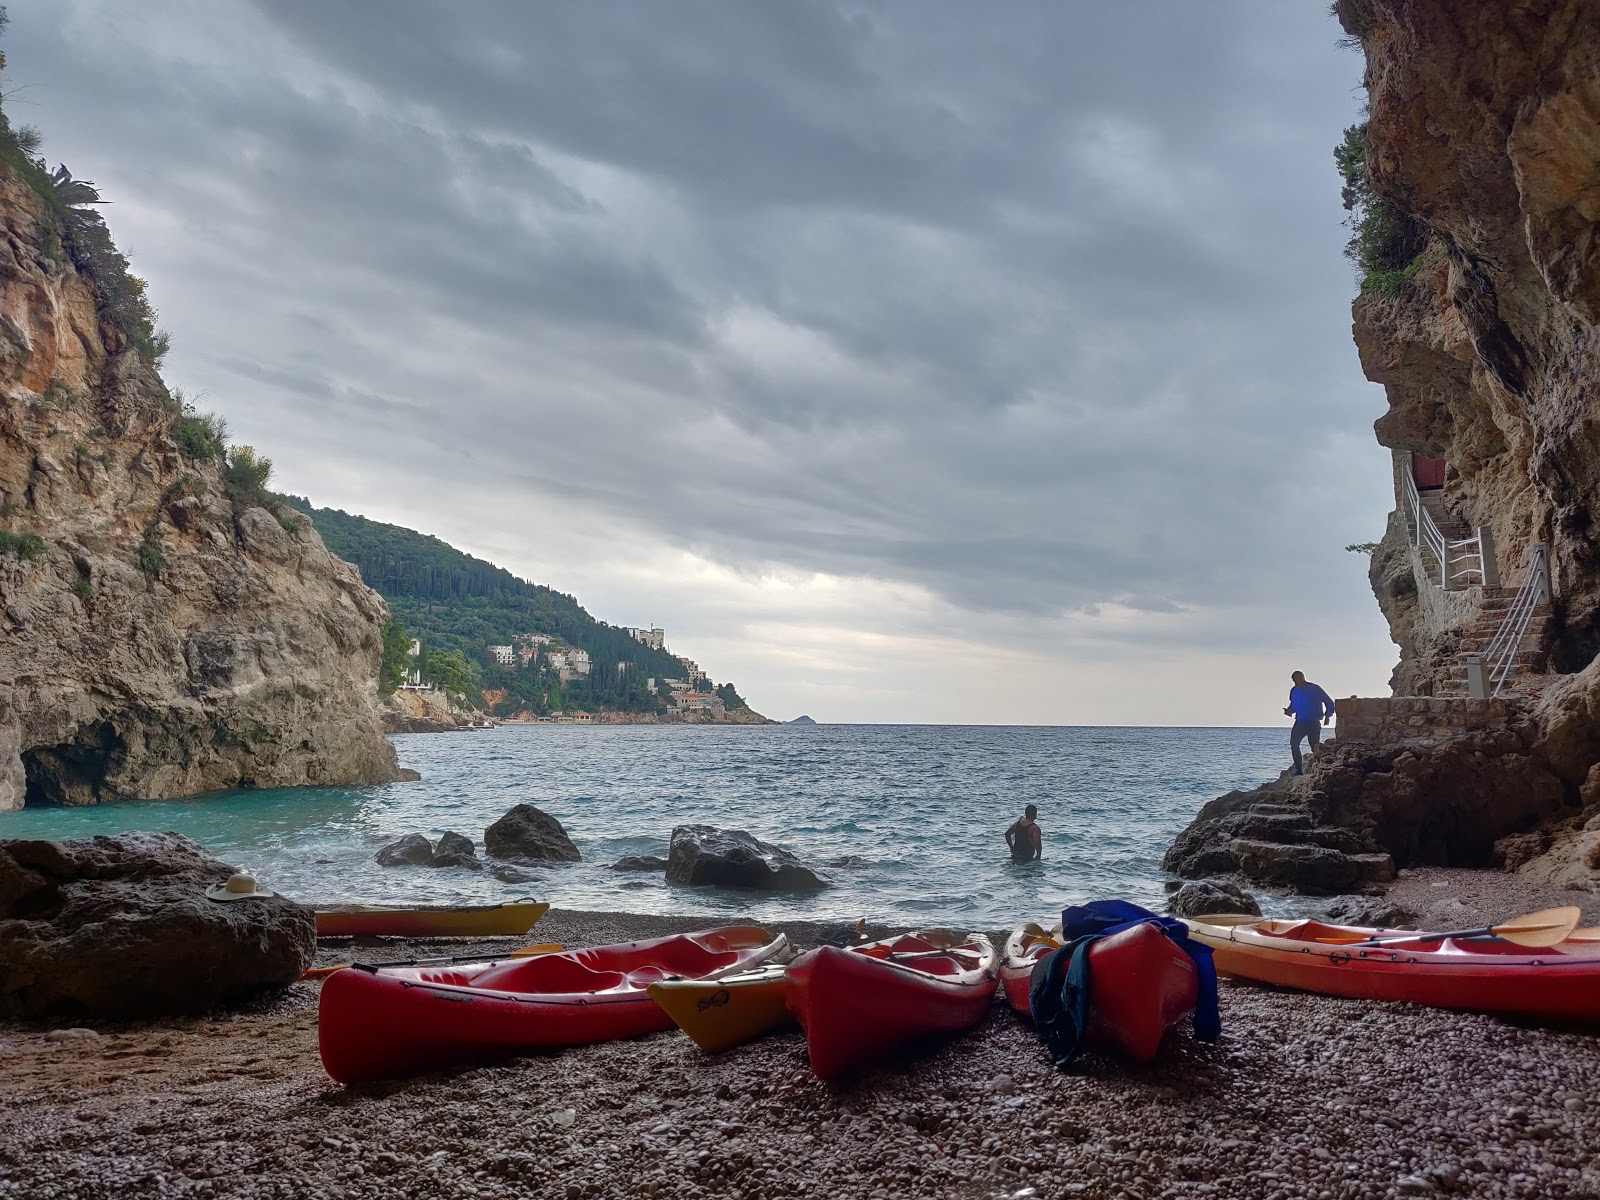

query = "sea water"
[2,724,1290,928]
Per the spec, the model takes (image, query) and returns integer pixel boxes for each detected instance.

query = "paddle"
[1565,926,1600,942]
[1362,907,1581,949]
[302,942,563,979]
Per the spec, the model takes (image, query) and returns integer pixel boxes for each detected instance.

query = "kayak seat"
[625,966,671,987]
[472,956,627,994]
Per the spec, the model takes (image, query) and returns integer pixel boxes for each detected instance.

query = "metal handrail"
[1400,457,1482,589]
[1480,544,1549,696]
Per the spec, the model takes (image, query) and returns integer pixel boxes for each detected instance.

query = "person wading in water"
[1284,670,1335,776]
[1005,804,1042,863]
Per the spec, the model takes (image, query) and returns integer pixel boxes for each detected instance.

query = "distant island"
[282,499,771,729]
[789,715,818,725]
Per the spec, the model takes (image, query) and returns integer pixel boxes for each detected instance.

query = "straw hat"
[204,873,275,902]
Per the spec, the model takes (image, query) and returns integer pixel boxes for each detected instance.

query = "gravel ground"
[2,897,1598,1200]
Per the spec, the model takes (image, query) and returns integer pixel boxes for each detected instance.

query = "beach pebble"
[988,1074,1016,1095]
[550,1108,577,1127]
[44,1028,102,1044]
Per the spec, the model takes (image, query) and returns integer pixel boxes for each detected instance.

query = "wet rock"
[827,855,868,868]
[1167,880,1260,918]
[375,834,433,867]
[665,825,830,892]
[1229,839,1395,896]
[490,863,541,885]
[0,832,313,1019]
[395,768,422,782]
[484,805,581,863]
[1323,897,1419,928]
[610,856,668,872]
[429,831,481,869]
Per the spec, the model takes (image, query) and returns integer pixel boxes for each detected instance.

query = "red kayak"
[1003,920,1198,1062]
[319,926,786,1083]
[786,930,996,1081]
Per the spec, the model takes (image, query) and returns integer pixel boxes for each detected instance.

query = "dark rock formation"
[428,831,480,869]
[610,855,668,872]
[484,804,581,863]
[375,833,433,867]
[490,863,541,885]
[1168,880,1260,918]
[665,825,829,892]
[0,832,312,1019]
[1162,776,1395,895]
[1324,897,1419,929]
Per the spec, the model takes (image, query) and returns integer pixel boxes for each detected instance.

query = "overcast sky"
[9,1,1398,724]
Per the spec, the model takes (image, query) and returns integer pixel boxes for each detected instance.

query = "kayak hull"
[1002,921,1197,1062]
[315,900,549,939]
[649,964,792,1053]
[1188,916,1600,1022]
[319,926,784,1083]
[1082,921,1198,1061]
[786,931,997,1081]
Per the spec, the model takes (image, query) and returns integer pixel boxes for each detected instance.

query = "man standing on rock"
[1284,670,1335,776]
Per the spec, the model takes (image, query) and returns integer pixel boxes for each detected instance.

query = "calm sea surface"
[3,725,1289,928]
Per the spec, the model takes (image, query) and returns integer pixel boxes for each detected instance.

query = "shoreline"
[4,882,1598,1199]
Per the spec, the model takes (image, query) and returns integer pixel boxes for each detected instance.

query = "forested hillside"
[281,498,738,715]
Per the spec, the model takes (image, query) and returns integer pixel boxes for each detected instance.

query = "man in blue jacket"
[1284,670,1335,776]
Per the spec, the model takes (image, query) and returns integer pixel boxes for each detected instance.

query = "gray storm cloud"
[6,1,1394,716]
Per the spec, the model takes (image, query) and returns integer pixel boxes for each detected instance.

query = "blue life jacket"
[1027,899,1221,1067]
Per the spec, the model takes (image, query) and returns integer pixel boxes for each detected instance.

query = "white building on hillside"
[489,644,515,666]
[400,638,429,690]
[679,658,708,684]
[547,648,592,681]
[626,626,666,651]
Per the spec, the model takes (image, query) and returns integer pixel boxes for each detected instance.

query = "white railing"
[1400,458,1487,589]
[1469,543,1549,697]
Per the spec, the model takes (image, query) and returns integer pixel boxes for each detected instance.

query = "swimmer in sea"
[1005,804,1042,863]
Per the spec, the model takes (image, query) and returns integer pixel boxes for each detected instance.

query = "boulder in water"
[610,855,668,872]
[375,833,433,867]
[0,832,313,1020]
[484,804,581,862]
[429,831,481,869]
[490,863,541,885]
[1167,880,1261,918]
[665,825,830,892]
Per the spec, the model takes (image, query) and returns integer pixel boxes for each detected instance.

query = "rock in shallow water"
[375,833,433,867]
[610,855,668,872]
[0,832,313,1019]
[665,825,830,892]
[428,831,480,869]
[484,804,581,863]
[1167,879,1260,918]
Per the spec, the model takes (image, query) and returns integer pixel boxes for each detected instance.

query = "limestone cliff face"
[1345,0,1600,688]
[0,165,398,808]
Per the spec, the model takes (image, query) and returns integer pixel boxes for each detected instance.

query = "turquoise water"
[2,725,1286,927]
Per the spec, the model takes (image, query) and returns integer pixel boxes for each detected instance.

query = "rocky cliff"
[1345,0,1600,690]
[0,163,399,809]
[1168,2,1600,895]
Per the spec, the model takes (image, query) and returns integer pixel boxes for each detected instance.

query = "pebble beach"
[4,876,1600,1200]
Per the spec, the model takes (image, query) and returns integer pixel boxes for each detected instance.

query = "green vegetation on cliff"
[281,498,744,716]
[1334,121,1430,295]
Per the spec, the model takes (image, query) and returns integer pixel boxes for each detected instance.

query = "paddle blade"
[510,943,564,958]
[1566,926,1600,943]
[1185,913,1267,928]
[1490,906,1581,948]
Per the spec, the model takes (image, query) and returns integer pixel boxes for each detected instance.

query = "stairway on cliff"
[1437,587,1555,698]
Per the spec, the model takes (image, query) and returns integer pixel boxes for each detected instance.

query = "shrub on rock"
[665,825,829,892]
[484,804,581,862]
[0,832,313,1020]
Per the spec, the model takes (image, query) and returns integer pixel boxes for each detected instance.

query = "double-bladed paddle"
[301,942,564,979]
[1362,906,1580,949]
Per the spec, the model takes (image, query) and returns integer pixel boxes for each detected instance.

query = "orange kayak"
[1187,916,1600,1021]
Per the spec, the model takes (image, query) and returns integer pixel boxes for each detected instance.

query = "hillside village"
[396,624,758,725]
